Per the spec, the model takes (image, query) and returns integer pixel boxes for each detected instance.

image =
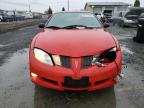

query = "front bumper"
[29,50,122,91]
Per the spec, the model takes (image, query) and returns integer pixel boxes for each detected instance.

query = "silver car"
[111,11,138,27]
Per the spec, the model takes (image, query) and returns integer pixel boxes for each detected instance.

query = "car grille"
[60,56,93,68]
[82,56,93,68]
[60,56,71,68]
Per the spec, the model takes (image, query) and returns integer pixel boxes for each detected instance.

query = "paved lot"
[0,25,144,108]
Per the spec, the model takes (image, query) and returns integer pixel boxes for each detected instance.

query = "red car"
[29,11,122,91]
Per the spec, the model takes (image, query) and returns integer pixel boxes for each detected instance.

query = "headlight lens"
[34,48,53,66]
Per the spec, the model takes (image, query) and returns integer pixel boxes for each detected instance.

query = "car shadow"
[34,85,116,108]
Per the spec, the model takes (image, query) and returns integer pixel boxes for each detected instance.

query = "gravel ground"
[0,25,144,108]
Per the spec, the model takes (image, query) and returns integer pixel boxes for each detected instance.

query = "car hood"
[34,29,116,57]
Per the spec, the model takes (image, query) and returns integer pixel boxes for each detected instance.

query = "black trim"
[41,77,58,85]
[62,77,90,88]
[94,79,109,85]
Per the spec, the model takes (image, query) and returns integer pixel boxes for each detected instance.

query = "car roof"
[130,7,144,10]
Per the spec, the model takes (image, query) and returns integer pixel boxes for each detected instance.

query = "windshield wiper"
[62,25,95,29]
[46,26,62,29]
[46,25,96,29]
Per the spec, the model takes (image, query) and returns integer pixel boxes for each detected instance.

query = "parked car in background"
[110,11,137,27]
[111,7,144,27]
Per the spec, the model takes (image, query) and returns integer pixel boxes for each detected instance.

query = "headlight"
[92,47,117,66]
[34,48,53,66]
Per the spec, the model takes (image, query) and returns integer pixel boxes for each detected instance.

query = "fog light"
[31,73,38,77]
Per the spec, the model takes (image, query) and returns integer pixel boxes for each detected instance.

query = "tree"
[62,7,65,11]
[45,6,53,15]
[134,0,140,7]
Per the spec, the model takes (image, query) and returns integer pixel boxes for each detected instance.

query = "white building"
[84,2,131,16]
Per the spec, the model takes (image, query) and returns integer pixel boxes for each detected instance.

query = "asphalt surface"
[0,25,144,108]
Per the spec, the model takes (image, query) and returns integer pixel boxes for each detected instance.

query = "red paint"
[29,27,122,91]
[35,29,116,57]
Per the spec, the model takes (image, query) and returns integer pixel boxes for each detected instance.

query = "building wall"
[117,6,129,12]
[85,5,129,15]
[85,5,93,12]
[94,7,102,13]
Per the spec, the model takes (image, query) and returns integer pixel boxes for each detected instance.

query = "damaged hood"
[34,29,116,57]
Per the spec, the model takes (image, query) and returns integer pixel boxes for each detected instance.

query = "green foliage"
[62,7,65,11]
[45,6,53,15]
[134,0,140,7]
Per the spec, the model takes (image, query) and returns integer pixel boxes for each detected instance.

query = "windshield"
[46,12,102,28]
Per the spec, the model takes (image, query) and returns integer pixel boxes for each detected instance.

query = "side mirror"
[38,23,45,28]
[103,23,110,28]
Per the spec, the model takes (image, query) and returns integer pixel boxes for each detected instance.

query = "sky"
[0,0,144,13]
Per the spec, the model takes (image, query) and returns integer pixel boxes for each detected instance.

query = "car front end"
[29,12,122,91]
[29,31,122,91]
[30,48,122,91]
